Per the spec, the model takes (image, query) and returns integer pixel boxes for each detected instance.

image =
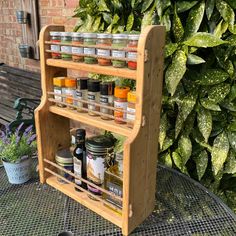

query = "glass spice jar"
[50,31,61,59]
[127,34,140,70]
[100,82,114,120]
[72,32,84,62]
[114,86,130,124]
[86,135,114,197]
[61,32,72,61]
[53,77,66,107]
[96,33,112,66]
[87,79,100,116]
[83,33,97,64]
[74,77,88,112]
[65,77,76,109]
[111,34,128,68]
[127,91,136,128]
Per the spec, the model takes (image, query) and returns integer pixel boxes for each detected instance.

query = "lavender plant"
[0,123,37,163]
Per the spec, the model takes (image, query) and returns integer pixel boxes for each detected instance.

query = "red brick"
[65,0,78,8]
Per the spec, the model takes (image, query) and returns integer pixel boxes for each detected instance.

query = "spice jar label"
[114,101,127,119]
[72,47,83,54]
[97,49,110,57]
[88,94,95,100]
[112,50,126,58]
[74,157,82,185]
[127,52,137,59]
[100,97,109,103]
[127,113,135,121]
[84,48,95,55]
[51,45,60,52]
[61,46,72,53]
[75,91,83,98]
[54,88,63,102]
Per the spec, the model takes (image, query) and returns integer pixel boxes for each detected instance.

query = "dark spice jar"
[87,80,100,116]
[86,135,114,196]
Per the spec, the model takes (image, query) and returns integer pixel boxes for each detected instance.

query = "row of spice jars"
[50,32,140,70]
[53,77,136,127]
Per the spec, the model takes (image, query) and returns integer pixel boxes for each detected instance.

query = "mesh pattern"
[1,161,236,236]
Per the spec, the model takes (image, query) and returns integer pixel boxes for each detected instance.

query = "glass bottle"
[74,77,88,112]
[61,32,72,61]
[50,31,61,59]
[83,33,97,64]
[127,91,136,128]
[72,32,84,62]
[127,34,140,70]
[53,77,65,107]
[65,77,76,109]
[73,129,87,191]
[87,79,100,116]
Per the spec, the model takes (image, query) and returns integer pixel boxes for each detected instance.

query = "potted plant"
[0,123,37,184]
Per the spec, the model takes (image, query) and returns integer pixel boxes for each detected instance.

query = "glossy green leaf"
[226,35,236,46]
[220,101,236,112]
[126,12,134,31]
[98,0,110,12]
[141,4,155,30]
[172,151,189,175]
[164,43,178,58]
[166,50,187,96]
[184,33,226,47]
[159,152,172,168]
[160,8,171,32]
[159,113,168,150]
[225,0,236,9]
[141,0,154,13]
[176,1,198,13]
[184,0,205,39]
[187,54,206,65]
[162,136,174,152]
[194,150,208,180]
[211,131,229,175]
[173,6,184,42]
[200,99,221,111]
[206,0,216,20]
[213,20,229,38]
[224,149,236,174]
[208,83,231,103]
[102,13,112,24]
[216,0,235,26]
[197,69,229,85]
[227,131,236,151]
[175,92,198,138]
[91,16,101,32]
[228,84,236,102]
[198,106,212,142]
[178,135,192,165]
[155,0,171,18]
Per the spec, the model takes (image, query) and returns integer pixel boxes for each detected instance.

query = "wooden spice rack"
[35,24,165,235]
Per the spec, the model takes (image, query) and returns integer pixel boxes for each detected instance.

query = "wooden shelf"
[46,176,122,227]
[46,59,137,80]
[49,105,132,137]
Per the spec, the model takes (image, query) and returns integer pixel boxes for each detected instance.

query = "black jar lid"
[85,135,114,154]
[77,77,88,90]
[87,79,100,92]
[75,128,86,139]
[100,82,115,96]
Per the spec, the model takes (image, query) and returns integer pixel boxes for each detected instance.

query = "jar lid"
[85,135,114,153]
[97,33,112,39]
[72,32,82,38]
[87,79,100,92]
[100,82,115,96]
[113,34,128,40]
[83,33,97,38]
[77,77,88,90]
[53,77,65,87]
[127,91,136,103]
[61,32,72,37]
[75,128,86,142]
[114,86,130,99]
[56,149,73,164]
[65,77,76,88]
[50,32,61,37]
[128,34,140,41]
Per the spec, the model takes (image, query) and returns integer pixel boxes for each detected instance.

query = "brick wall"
[0,0,79,72]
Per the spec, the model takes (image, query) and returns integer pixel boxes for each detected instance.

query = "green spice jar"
[83,33,97,64]
[61,32,72,61]
[72,32,84,62]
[111,34,128,68]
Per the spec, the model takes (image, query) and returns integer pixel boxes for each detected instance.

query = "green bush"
[74,0,236,211]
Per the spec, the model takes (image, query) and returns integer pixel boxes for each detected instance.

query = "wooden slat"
[46,59,136,80]
[49,105,132,137]
[46,176,122,227]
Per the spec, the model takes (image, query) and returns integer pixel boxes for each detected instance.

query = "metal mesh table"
[1,161,236,236]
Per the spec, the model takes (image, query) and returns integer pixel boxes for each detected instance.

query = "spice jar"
[87,79,100,116]
[96,33,112,66]
[127,91,136,128]
[127,34,139,70]
[86,135,114,196]
[72,32,84,62]
[61,32,72,61]
[55,149,74,183]
[100,82,114,120]
[111,34,128,68]
[114,86,130,124]
[74,77,88,112]
[83,33,97,64]
[50,32,61,59]
[53,77,66,107]
[65,77,76,109]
